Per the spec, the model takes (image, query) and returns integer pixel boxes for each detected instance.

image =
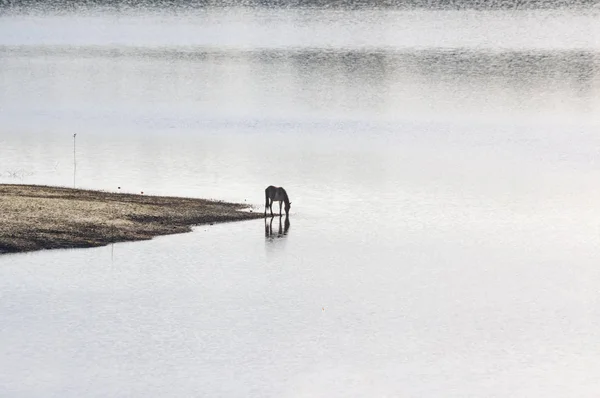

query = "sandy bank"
[0,184,263,254]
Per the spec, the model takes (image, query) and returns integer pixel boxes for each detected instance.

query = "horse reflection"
[265,215,290,238]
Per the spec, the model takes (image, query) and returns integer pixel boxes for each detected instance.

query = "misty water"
[2,6,600,396]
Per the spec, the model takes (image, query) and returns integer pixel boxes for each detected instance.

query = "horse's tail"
[264,187,270,209]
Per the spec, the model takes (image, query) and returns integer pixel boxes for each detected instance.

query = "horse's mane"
[280,188,290,204]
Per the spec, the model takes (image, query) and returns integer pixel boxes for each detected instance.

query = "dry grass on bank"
[0,184,263,254]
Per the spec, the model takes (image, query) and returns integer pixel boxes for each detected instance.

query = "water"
[2,7,600,397]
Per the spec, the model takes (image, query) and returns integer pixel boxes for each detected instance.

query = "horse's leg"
[269,200,274,216]
[279,201,282,216]
[264,191,269,216]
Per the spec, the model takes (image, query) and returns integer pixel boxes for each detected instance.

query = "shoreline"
[0,184,264,254]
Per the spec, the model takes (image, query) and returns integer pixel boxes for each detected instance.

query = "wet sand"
[0,184,263,254]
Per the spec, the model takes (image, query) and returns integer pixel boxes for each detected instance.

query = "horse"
[264,185,291,217]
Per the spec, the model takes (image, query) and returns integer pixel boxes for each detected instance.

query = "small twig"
[73,133,77,188]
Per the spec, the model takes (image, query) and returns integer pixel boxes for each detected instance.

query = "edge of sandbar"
[0,184,264,255]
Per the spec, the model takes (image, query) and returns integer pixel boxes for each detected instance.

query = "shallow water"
[2,7,600,397]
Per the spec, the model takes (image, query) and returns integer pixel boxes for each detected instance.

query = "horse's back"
[266,185,286,201]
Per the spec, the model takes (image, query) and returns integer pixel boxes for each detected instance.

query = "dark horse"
[264,185,291,217]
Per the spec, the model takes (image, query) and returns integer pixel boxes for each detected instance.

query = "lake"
[2,6,600,397]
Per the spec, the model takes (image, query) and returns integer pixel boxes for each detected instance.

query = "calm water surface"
[2,7,600,397]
